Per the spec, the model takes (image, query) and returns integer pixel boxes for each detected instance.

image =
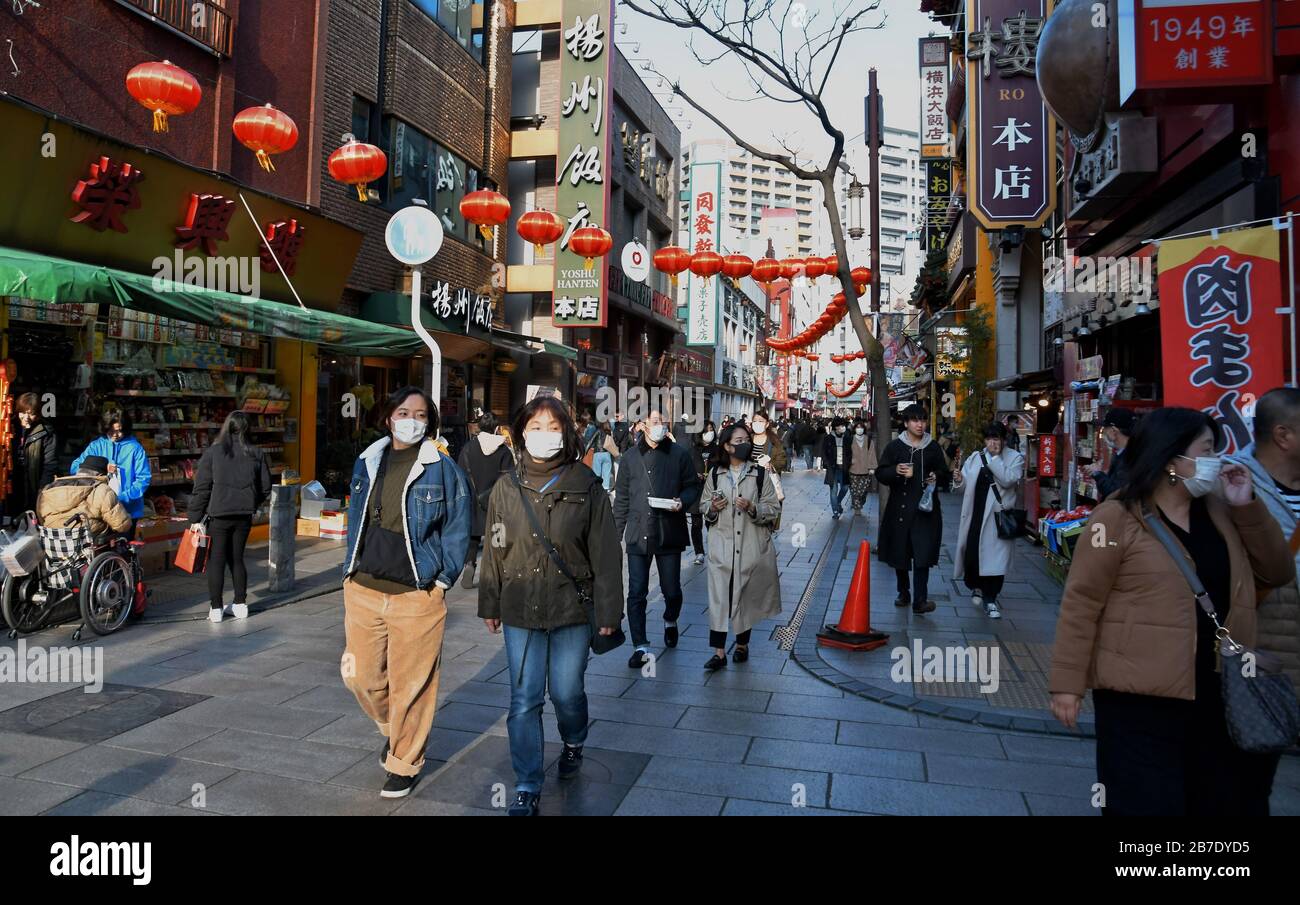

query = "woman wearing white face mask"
[342,386,473,800]
[747,410,787,473]
[1050,407,1294,816]
[478,396,624,816]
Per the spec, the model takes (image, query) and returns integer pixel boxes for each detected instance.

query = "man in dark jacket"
[876,404,951,614]
[614,409,701,667]
[796,418,819,470]
[1089,407,1134,499]
[821,417,853,519]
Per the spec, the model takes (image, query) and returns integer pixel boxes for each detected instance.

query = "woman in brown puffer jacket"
[1050,407,1295,816]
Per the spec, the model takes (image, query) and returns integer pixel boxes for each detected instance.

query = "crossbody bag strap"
[512,470,582,591]
[1141,507,1225,633]
[370,447,392,521]
[980,451,1004,508]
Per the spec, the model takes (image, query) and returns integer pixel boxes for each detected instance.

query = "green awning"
[543,340,578,361]
[0,246,427,357]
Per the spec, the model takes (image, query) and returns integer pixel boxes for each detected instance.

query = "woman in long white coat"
[700,423,782,670]
[954,422,1025,620]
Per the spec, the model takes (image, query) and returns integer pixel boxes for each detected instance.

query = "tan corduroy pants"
[341,579,447,777]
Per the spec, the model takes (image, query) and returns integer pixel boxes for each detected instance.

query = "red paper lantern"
[852,266,873,296]
[830,293,847,311]
[570,225,613,270]
[328,138,388,202]
[806,353,820,362]
[516,209,566,255]
[721,254,754,287]
[232,104,298,172]
[752,257,782,285]
[461,189,512,240]
[126,60,201,133]
[824,254,839,276]
[653,245,692,286]
[779,257,805,280]
[804,257,827,281]
[690,250,725,278]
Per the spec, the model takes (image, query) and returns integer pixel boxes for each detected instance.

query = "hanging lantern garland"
[653,245,692,287]
[460,189,511,241]
[569,225,613,270]
[232,103,298,172]
[804,257,827,281]
[752,257,781,287]
[779,257,805,280]
[721,254,753,288]
[125,60,201,133]
[689,250,724,278]
[827,373,867,398]
[516,209,566,255]
[328,136,388,202]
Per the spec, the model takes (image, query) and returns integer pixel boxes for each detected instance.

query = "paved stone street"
[2,468,1297,816]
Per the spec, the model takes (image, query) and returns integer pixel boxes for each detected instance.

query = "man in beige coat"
[36,455,133,539]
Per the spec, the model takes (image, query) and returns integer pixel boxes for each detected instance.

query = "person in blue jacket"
[71,410,152,533]
[341,385,472,800]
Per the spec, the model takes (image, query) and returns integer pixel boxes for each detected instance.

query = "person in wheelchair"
[35,455,133,542]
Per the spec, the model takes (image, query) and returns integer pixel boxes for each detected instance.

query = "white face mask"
[702,431,715,443]
[392,418,427,445]
[855,428,865,436]
[752,421,767,434]
[525,430,564,460]
[1178,454,1222,497]
[648,423,668,443]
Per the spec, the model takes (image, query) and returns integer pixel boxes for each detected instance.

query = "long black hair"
[378,385,440,438]
[711,422,752,470]
[1116,407,1222,503]
[216,411,257,458]
[511,395,582,464]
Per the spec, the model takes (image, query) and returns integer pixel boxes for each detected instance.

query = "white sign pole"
[408,269,443,405]
[385,204,445,412]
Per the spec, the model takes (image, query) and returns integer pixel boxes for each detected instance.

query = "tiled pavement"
[1,468,1297,816]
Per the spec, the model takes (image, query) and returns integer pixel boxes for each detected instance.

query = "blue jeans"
[626,550,684,648]
[827,467,848,515]
[592,450,613,491]
[503,623,591,794]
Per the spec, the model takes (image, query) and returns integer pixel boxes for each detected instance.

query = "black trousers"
[688,511,705,555]
[466,536,481,569]
[709,628,751,649]
[207,515,252,609]
[967,574,1004,600]
[895,567,930,604]
[1093,687,1281,816]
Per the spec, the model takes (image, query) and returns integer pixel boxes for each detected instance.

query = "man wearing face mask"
[821,417,853,520]
[342,386,472,800]
[1088,408,1135,499]
[613,409,702,666]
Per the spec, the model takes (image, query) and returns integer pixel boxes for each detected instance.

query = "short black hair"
[1255,387,1300,447]
[1117,407,1222,503]
[378,385,440,437]
[1102,408,1136,435]
[478,411,498,433]
[511,395,582,464]
[983,422,1008,441]
[100,409,133,437]
[900,404,927,422]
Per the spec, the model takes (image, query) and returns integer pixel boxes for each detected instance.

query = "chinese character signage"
[1120,0,1272,101]
[421,277,494,336]
[1038,433,1057,477]
[923,159,952,254]
[919,37,950,158]
[965,0,1057,228]
[687,161,722,347]
[1158,226,1285,453]
[553,0,615,328]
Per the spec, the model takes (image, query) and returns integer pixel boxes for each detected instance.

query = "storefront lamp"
[1134,301,1151,316]
[494,357,518,374]
[1077,319,1092,337]
[847,177,865,241]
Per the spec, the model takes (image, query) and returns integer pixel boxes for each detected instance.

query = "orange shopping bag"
[175,524,209,574]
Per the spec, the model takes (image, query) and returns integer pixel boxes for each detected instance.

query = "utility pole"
[867,69,882,317]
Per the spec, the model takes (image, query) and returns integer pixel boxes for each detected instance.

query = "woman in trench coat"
[700,423,782,670]
[953,422,1025,621]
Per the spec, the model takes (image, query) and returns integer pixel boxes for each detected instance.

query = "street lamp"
[847,177,865,240]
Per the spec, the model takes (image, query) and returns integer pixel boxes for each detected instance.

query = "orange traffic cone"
[817,540,889,651]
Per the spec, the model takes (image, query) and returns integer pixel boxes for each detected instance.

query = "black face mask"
[730,442,754,461]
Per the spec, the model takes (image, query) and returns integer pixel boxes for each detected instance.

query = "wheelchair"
[2,514,145,641]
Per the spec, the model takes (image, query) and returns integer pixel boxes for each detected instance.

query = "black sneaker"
[508,791,540,816]
[558,744,584,780]
[894,594,911,607]
[380,772,416,799]
[628,649,650,669]
[664,625,679,648]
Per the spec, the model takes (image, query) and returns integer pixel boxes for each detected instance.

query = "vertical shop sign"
[687,161,722,346]
[965,0,1057,228]
[923,159,953,254]
[919,37,950,158]
[1158,225,1285,453]
[553,0,616,328]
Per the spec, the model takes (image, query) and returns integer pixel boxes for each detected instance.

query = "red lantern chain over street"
[232,104,298,173]
[328,138,388,202]
[652,245,692,287]
[689,250,724,278]
[460,189,511,241]
[516,209,565,255]
[752,257,781,286]
[125,60,201,133]
[721,253,753,288]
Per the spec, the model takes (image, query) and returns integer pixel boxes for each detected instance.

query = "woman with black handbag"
[953,422,1024,620]
[478,396,624,817]
[1049,407,1295,815]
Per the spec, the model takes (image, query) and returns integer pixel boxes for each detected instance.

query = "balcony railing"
[116,0,234,56]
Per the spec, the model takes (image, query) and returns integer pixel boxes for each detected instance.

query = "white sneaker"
[207,608,224,623]
[984,601,1002,620]
[232,603,249,619]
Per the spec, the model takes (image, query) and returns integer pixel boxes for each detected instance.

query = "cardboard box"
[137,546,170,576]
[319,527,347,541]
[319,511,347,532]
[135,517,188,543]
[297,518,320,537]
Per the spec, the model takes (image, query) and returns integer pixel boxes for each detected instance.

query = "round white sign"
[385,205,444,266]
[621,241,650,283]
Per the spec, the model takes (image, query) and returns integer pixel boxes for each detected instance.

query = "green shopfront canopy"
[0,246,428,357]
